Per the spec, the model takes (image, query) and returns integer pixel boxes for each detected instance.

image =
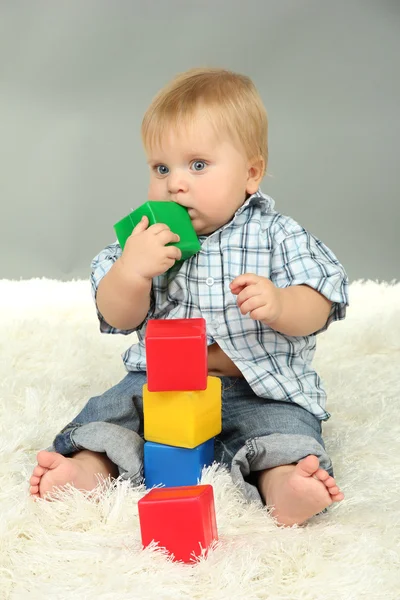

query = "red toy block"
[138,484,218,563]
[145,318,207,391]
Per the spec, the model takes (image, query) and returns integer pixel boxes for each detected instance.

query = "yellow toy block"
[143,376,222,449]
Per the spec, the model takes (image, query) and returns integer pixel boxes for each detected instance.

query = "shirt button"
[206,277,214,286]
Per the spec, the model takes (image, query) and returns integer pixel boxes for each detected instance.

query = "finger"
[236,284,261,307]
[230,284,246,296]
[162,256,179,272]
[230,283,246,295]
[230,273,261,291]
[148,223,171,235]
[249,307,268,321]
[131,215,149,235]
[156,230,180,246]
[165,245,182,261]
[240,295,265,316]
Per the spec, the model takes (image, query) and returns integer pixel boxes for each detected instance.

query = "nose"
[167,169,189,196]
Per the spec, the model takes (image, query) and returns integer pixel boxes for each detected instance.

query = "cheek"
[148,179,165,200]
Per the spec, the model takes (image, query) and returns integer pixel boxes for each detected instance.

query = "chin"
[191,217,222,236]
[192,220,207,234]
[197,226,217,236]
[190,219,204,235]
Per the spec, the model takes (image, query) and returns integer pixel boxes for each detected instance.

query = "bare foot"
[259,455,344,526]
[29,450,118,499]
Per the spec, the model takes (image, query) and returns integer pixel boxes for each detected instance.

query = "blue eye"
[191,160,206,171]
[156,164,169,175]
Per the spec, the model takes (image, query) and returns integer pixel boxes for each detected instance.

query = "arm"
[231,221,348,336]
[269,284,332,336]
[94,216,181,332]
[96,260,151,331]
[266,222,348,335]
[230,275,332,337]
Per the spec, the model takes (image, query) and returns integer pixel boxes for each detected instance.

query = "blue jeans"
[49,372,333,505]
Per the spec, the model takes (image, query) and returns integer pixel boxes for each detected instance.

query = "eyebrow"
[147,151,214,165]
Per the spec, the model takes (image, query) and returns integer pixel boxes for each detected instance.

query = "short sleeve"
[270,221,349,333]
[90,242,135,335]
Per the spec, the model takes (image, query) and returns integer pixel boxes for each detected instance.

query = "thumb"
[131,215,149,236]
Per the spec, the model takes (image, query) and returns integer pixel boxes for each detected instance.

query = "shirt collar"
[233,188,275,218]
[199,189,275,242]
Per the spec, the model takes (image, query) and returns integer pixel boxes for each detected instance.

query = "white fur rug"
[1,279,399,600]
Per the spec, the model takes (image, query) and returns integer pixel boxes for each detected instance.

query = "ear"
[246,156,265,194]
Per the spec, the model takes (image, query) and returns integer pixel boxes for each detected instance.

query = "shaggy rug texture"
[1,279,399,600]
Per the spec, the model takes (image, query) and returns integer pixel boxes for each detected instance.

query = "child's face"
[145,115,261,235]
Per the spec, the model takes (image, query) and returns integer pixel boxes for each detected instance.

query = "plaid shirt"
[91,190,349,420]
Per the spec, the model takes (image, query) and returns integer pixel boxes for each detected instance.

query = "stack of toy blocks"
[138,318,221,563]
[115,200,220,562]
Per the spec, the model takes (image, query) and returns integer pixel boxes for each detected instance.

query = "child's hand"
[120,216,182,281]
[230,273,283,325]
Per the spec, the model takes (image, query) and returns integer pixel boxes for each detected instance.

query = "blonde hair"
[141,67,268,176]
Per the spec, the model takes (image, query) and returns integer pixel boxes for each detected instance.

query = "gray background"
[1,0,399,282]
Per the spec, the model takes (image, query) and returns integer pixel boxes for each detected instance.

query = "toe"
[328,485,340,496]
[324,477,337,488]
[331,491,345,502]
[313,468,331,483]
[296,455,320,477]
[30,475,40,485]
[30,485,39,495]
[36,450,63,470]
[33,465,47,477]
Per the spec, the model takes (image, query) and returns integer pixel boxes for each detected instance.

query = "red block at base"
[145,318,207,391]
[138,484,218,563]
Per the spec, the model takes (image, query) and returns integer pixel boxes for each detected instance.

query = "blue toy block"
[144,438,214,489]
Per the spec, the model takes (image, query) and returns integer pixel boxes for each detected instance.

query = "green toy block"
[114,201,201,261]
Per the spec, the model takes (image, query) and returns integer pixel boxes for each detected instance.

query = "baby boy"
[30,67,349,526]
